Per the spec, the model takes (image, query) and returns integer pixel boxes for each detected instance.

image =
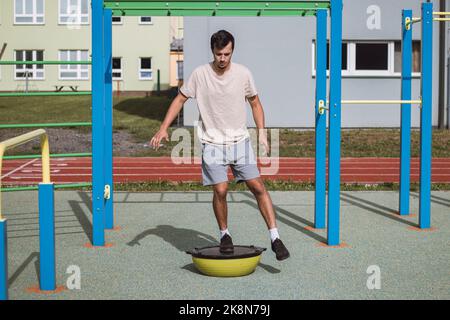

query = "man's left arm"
[248,95,269,155]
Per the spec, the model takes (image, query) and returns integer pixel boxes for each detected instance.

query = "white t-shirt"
[180,62,258,145]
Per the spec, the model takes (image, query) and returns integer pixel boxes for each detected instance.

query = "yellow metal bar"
[341,100,422,105]
[0,129,51,219]
[434,18,450,21]
[40,134,50,184]
[433,12,450,15]
[404,17,421,30]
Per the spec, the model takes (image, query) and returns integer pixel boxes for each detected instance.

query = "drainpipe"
[438,0,446,129]
[447,4,450,129]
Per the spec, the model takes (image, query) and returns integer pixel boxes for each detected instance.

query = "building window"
[59,0,89,24]
[312,40,421,77]
[325,43,348,71]
[139,57,152,80]
[139,16,152,25]
[312,42,348,76]
[59,50,89,80]
[14,0,45,24]
[355,43,388,71]
[112,57,122,79]
[112,16,122,24]
[394,41,421,74]
[15,50,45,80]
[176,60,183,80]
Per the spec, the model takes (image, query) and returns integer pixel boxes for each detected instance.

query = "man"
[150,30,290,261]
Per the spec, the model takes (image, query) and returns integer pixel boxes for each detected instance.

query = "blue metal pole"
[92,0,106,245]
[0,219,7,300]
[38,183,56,291]
[327,0,343,246]
[419,2,433,229]
[104,9,114,230]
[314,9,328,229]
[399,10,413,216]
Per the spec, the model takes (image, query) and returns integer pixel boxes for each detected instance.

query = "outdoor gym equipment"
[91,1,437,247]
[0,130,56,300]
[91,0,340,246]
[0,59,94,190]
[314,2,438,245]
[0,1,439,272]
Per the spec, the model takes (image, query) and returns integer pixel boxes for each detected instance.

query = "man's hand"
[258,129,270,156]
[150,128,169,151]
[149,93,188,151]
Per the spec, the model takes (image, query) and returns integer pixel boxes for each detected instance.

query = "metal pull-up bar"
[406,11,450,28]
[341,100,422,105]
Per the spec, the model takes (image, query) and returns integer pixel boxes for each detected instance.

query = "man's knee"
[213,183,228,199]
[247,179,266,197]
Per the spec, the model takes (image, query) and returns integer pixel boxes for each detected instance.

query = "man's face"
[212,41,233,70]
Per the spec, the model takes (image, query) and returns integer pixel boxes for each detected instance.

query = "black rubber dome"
[186,245,266,259]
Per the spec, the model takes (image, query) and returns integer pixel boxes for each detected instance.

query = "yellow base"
[192,255,262,277]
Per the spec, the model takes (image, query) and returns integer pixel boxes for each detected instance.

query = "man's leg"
[245,177,290,260]
[212,181,234,253]
[244,177,277,229]
[212,181,229,230]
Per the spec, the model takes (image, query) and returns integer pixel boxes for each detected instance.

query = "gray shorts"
[201,137,260,186]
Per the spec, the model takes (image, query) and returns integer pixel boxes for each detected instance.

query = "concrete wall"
[183,0,445,128]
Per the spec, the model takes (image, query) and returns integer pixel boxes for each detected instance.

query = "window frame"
[14,49,45,80]
[58,0,89,25]
[138,57,153,80]
[112,57,123,80]
[311,41,350,77]
[58,49,90,80]
[14,0,45,25]
[352,41,393,76]
[112,16,123,25]
[312,40,422,78]
[176,60,183,80]
[393,40,422,78]
[138,16,153,25]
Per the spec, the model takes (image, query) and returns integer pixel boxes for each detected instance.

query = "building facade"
[0,0,179,94]
[182,0,448,128]
[169,16,184,89]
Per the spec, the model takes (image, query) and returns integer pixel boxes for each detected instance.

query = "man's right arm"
[149,92,189,150]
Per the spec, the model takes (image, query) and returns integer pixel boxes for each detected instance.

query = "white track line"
[1,158,38,179]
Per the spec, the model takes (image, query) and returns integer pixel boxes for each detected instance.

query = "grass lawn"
[0,95,450,158]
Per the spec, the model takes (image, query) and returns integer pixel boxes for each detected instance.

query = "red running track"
[1,157,450,185]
